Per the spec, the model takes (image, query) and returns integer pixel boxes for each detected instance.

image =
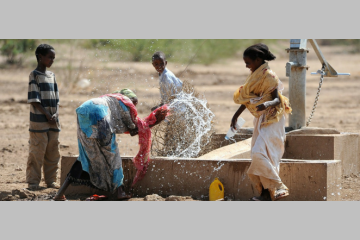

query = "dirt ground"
[1,42,360,201]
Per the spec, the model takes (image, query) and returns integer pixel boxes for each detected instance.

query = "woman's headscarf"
[113,89,137,99]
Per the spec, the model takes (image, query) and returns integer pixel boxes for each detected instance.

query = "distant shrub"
[0,39,37,65]
[82,39,276,64]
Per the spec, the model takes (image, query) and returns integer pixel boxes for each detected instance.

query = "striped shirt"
[27,70,61,132]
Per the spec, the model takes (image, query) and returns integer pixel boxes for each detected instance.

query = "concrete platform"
[198,138,251,160]
[284,133,359,176]
[60,156,342,201]
[208,131,360,176]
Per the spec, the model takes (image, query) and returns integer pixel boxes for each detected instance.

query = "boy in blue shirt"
[151,51,183,111]
[26,44,60,190]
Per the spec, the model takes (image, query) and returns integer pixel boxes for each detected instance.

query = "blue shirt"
[159,68,183,103]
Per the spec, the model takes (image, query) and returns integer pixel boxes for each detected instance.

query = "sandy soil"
[1,43,360,201]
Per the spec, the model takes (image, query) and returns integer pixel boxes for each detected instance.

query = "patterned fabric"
[101,93,169,187]
[119,88,137,99]
[159,68,183,103]
[75,95,136,193]
[233,62,292,126]
[27,70,60,132]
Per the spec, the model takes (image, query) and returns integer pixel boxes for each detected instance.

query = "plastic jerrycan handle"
[209,178,224,201]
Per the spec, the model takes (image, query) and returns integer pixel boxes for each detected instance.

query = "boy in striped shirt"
[26,44,60,190]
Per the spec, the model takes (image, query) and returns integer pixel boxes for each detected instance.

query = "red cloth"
[101,93,168,187]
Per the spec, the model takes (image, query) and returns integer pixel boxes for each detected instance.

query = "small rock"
[0,163,5,168]
[12,189,21,196]
[3,195,16,201]
[0,191,12,200]
[144,194,165,201]
[19,191,28,199]
[60,144,69,149]
[15,167,22,171]
[166,195,186,201]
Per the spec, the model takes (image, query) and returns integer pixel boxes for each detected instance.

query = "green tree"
[0,39,37,64]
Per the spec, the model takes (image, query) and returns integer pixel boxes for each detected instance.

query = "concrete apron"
[61,156,342,201]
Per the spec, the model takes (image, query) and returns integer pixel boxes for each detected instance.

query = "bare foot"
[117,186,131,200]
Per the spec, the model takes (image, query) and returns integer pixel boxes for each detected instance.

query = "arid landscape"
[1,41,360,200]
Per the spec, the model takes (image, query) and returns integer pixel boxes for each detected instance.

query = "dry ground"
[1,43,360,201]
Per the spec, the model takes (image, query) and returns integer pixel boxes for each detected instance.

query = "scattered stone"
[60,144,69,149]
[3,195,17,201]
[0,163,5,168]
[0,191,12,200]
[11,189,29,199]
[12,189,21,196]
[19,191,28,199]
[144,194,165,201]
[1,148,12,153]
[15,167,22,171]
[166,195,186,201]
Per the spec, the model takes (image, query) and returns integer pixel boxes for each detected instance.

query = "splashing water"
[151,89,215,158]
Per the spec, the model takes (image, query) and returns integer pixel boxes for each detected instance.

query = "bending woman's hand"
[129,128,138,136]
[154,108,169,123]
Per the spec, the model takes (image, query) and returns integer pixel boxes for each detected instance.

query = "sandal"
[85,194,108,201]
[53,195,67,201]
[249,188,271,201]
[117,193,132,200]
[250,196,263,201]
[117,186,131,200]
[272,189,289,201]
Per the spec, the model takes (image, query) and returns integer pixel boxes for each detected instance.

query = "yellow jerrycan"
[209,178,224,201]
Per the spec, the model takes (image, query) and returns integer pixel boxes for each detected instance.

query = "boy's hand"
[51,113,58,121]
[45,113,56,124]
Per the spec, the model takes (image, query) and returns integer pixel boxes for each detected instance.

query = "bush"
[82,39,276,64]
[0,39,37,65]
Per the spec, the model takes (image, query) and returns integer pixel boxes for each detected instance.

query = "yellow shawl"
[233,62,292,126]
